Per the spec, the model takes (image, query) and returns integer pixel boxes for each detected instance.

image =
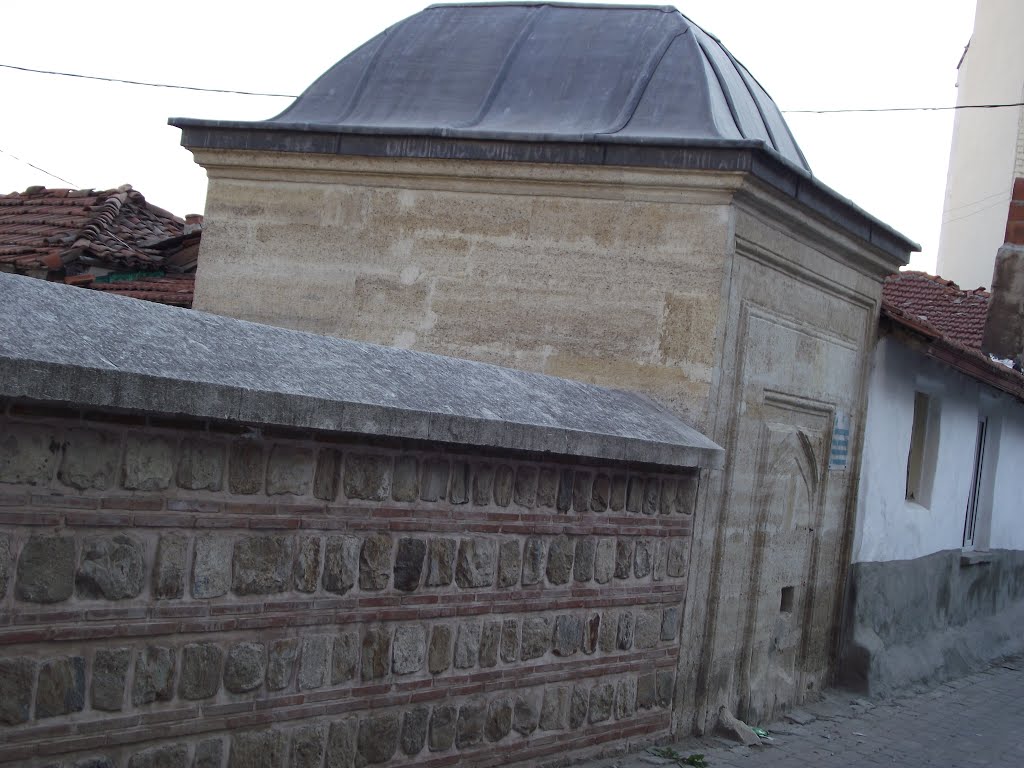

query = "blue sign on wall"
[830,410,850,471]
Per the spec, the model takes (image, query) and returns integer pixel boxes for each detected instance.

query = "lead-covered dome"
[266,2,809,171]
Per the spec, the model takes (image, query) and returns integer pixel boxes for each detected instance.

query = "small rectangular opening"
[780,586,795,613]
[905,391,940,506]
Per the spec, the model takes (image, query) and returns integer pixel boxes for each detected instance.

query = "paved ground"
[594,658,1024,767]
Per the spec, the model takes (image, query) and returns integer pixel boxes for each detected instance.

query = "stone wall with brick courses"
[0,402,697,768]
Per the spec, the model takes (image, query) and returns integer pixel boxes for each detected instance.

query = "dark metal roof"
[170,2,919,261]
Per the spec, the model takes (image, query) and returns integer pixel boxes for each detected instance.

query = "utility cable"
[0,146,78,187]
[783,102,1024,114]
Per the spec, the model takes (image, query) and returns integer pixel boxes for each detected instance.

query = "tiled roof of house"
[881,271,990,349]
[0,185,197,307]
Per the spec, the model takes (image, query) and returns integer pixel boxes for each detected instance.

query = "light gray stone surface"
[0,273,721,469]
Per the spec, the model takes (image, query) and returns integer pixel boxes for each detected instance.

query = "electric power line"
[3,62,1024,115]
[0,63,298,98]
[0,147,78,187]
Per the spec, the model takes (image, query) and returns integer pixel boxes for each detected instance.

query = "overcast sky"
[2,1,977,272]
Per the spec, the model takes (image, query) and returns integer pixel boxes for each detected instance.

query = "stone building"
[170,2,918,739]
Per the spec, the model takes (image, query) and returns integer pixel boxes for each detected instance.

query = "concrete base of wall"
[838,549,1024,695]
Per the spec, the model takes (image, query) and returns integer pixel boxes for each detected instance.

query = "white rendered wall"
[936,0,1024,290]
[853,336,1024,562]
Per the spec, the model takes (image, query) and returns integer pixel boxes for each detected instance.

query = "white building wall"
[854,336,1024,562]
[936,0,1024,291]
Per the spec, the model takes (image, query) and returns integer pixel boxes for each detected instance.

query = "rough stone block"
[71,758,116,768]
[643,478,661,515]
[667,538,689,578]
[572,472,592,513]
[224,641,266,693]
[539,685,568,730]
[656,670,674,708]
[327,718,358,768]
[497,540,522,587]
[588,682,614,724]
[128,744,188,768]
[450,461,470,505]
[633,539,653,579]
[58,428,119,490]
[574,538,595,582]
[0,657,34,724]
[513,465,538,508]
[192,535,231,599]
[343,454,391,501]
[123,434,176,491]
[634,610,660,649]
[472,464,494,506]
[598,610,618,653]
[717,707,761,746]
[228,441,264,495]
[267,638,299,691]
[662,606,680,641]
[0,533,8,599]
[546,534,574,585]
[428,625,452,674]
[625,477,643,514]
[486,697,513,742]
[617,611,634,650]
[358,712,400,764]
[522,536,546,586]
[454,622,481,669]
[676,475,698,515]
[359,533,392,591]
[420,459,449,502]
[361,627,391,681]
[322,535,360,594]
[313,448,342,502]
[456,699,486,748]
[429,705,456,751]
[391,456,419,502]
[76,533,145,600]
[92,647,130,711]
[556,469,573,512]
[392,625,425,675]
[153,534,188,600]
[401,706,429,756]
[500,619,519,663]
[536,467,558,508]
[289,725,326,768]
[425,538,455,587]
[479,621,501,668]
[593,538,615,585]
[637,673,656,710]
[493,465,514,507]
[659,478,678,515]
[583,613,600,655]
[180,643,223,700]
[293,536,322,593]
[455,538,495,588]
[590,474,610,512]
[0,422,57,485]
[513,694,540,736]
[299,636,331,690]
[394,538,426,592]
[553,614,583,656]
[266,445,313,496]
[521,616,551,660]
[176,438,224,492]
[16,534,74,603]
[228,729,285,768]
[36,656,85,718]
[331,631,358,685]
[616,677,637,719]
[614,539,634,580]
[609,475,627,511]
[653,539,668,582]
[570,685,589,728]
[194,738,225,768]
[233,536,295,595]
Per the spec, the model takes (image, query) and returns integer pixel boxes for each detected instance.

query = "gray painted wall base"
[839,549,1024,695]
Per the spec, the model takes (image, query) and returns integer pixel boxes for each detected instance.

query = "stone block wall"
[0,403,697,767]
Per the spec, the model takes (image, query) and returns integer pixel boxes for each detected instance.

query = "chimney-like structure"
[982,177,1024,364]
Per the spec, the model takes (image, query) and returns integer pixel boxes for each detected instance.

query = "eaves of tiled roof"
[881,271,1024,402]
